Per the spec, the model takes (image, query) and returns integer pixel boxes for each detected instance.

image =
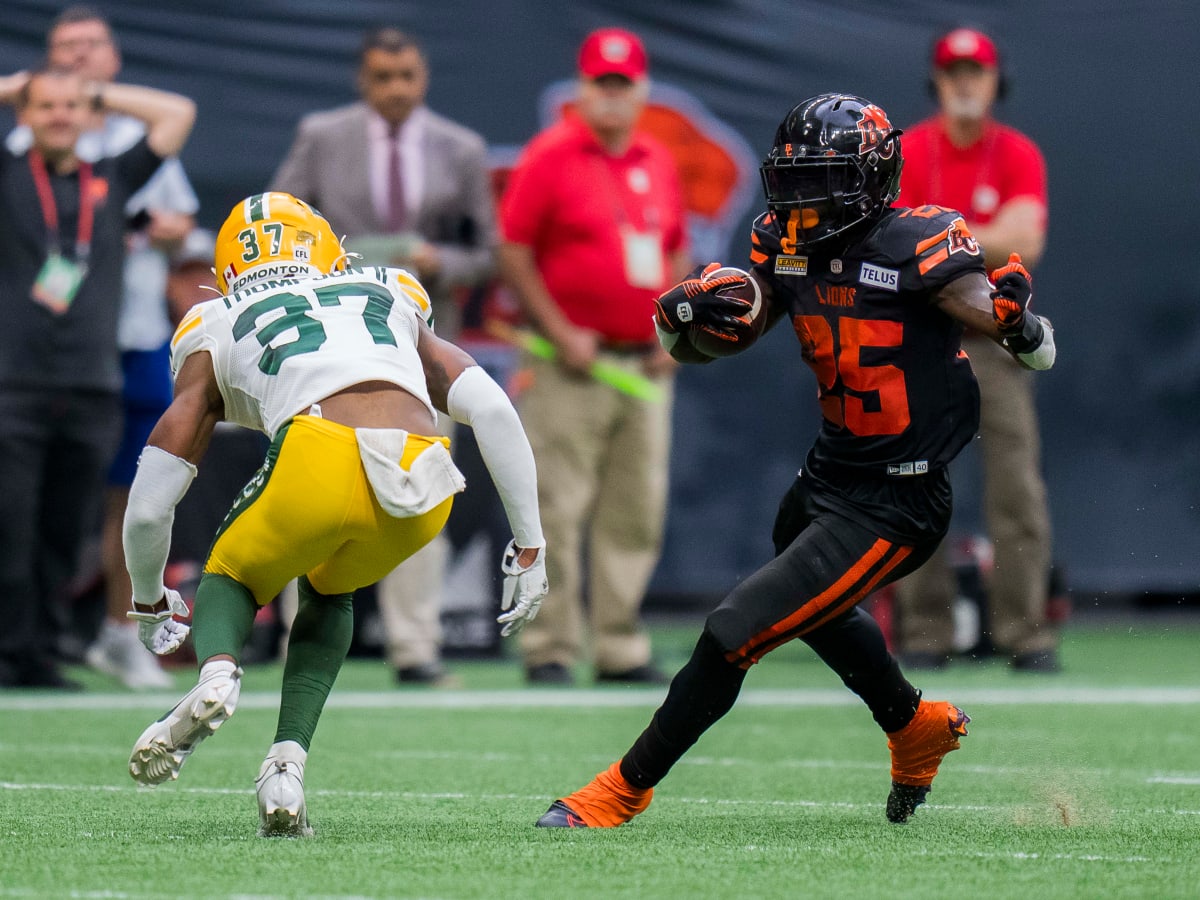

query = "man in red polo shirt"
[498,27,690,685]
[894,26,1058,672]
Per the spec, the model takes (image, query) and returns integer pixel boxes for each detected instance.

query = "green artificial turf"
[0,618,1197,899]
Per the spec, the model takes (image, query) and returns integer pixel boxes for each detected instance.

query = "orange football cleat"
[885,699,970,823]
[535,761,653,828]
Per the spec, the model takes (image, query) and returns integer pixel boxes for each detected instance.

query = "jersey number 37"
[232,283,399,375]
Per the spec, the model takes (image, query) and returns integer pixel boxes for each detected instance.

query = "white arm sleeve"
[446,365,545,548]
[123,445,197,607]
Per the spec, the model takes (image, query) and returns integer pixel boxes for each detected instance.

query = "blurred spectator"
[0,66,195,689]
[893,26,1057,672]
[498,28,690,684]
[271,26,496,686]
[165,226,217,325]
[11,6,202,689]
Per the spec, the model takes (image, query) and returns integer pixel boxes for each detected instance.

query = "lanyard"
[28,149,95,261]
[593,151,660,231]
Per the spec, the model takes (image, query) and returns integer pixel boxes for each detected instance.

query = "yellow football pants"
[205,415,453,604]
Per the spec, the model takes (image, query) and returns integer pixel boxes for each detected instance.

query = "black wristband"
[1003,314,1044,355]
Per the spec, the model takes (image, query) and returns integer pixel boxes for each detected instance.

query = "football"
[686,266,766,359]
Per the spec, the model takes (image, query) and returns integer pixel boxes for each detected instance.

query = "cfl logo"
[678,302,694,323]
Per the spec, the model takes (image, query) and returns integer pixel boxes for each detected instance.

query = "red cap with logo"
[578,27,648,80]
[932,28,1000,69]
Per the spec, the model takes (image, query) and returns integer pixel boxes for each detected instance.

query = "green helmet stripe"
[245,193,268,223]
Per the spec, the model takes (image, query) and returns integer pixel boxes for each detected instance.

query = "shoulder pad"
[169,303,216,376]
[882,206,986,286]
[380,266,435,328]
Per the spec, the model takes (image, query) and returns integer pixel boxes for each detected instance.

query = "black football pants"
[621,474,942,789]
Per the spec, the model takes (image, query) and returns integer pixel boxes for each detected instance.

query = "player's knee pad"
[701,608,756,668]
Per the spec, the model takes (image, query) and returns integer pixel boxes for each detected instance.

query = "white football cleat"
[128,662,242,786]
[257,744,313,838]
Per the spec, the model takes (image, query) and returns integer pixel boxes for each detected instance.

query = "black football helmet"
[760,93,903,249]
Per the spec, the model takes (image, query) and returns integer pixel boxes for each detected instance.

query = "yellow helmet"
[214,192,347,294]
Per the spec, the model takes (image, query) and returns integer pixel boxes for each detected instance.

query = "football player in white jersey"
[121,192,547,836]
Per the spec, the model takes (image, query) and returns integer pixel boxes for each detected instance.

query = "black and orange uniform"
[706,204,985,663]
[619,203,986,790]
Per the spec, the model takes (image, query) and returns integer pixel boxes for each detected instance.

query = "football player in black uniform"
[535,93,1055,827]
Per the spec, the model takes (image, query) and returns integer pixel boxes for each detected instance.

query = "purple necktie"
[387,125,406,232]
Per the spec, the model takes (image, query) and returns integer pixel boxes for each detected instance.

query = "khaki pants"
[518,353,673,673]
[895,335,1055,656]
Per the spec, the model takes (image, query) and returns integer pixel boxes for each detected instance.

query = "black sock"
[802,607,920,733]
[620,629,747,789]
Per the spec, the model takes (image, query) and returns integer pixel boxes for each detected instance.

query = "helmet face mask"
[760,93,903,250]
[214,192,348,294]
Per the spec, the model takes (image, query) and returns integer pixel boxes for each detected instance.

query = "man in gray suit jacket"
[271,27,497,686]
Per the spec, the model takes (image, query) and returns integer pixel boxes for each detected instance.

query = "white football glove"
[127,588,191,655]
[497,540,548,637]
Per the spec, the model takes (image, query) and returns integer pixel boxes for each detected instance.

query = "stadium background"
[2,0,1197,604]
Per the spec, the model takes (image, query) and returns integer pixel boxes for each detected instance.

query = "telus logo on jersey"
[860,262,899,292]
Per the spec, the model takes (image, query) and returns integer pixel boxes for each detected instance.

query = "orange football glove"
[653,262,753,334]
[989,252,1033,335]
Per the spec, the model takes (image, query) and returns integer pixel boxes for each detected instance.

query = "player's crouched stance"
[123,193,548,837]
[537,94,1054,829]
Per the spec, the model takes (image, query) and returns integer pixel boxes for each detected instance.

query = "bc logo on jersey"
[947,218,981,257]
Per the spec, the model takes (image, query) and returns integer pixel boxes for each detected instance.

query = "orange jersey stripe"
[750,249,768,264]
[918,247,949,276]
[915,227,950,257]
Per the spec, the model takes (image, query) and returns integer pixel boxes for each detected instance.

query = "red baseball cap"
[578,28,648,80]
[932,28,1000,69]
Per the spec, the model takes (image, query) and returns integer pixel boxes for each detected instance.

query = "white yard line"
[2,778,1197,822]
[2,685,1199,712]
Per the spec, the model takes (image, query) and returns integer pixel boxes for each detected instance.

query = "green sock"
[191,573,258,664]
[274,576,354,751]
